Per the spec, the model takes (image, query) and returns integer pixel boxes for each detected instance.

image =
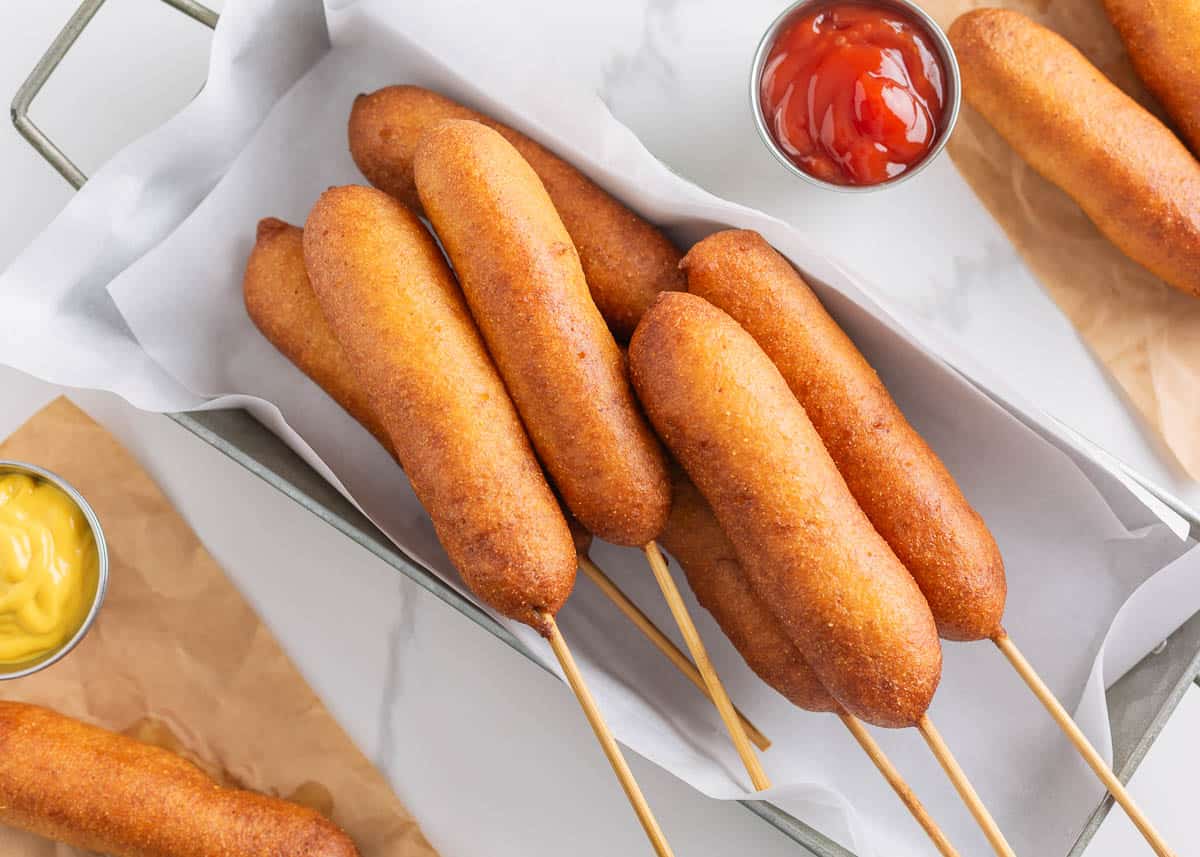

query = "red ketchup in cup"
[759,2,948,186]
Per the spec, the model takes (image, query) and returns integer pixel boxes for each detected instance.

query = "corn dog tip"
[255,216,291,241]
[349,86,456,211]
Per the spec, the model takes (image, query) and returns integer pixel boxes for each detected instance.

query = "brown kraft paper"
[0,397,439,857]
[924,0,1200,478]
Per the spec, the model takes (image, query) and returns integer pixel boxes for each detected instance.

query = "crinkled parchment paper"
[0,397,437,857]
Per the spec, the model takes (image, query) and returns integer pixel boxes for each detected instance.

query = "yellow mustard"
[0,473,98,664]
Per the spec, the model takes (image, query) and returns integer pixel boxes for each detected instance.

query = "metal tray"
[14,2,1200,854]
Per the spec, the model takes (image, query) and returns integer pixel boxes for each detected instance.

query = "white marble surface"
[0,1,1195,855]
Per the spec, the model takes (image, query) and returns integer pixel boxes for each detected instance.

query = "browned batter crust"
[414,120,670,547]
[242,219,595,559]
[348,85,684,338]
[1102,0,1200,157]
[951,8,1200,299]
[243,218,393,455]
[660,467,838,712]
[682,230,1006,641]
[0,702,359,857]
[630,292,941,728]
[304,185,576,632]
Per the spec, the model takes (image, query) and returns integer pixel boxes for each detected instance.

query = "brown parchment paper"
[0,397,439,857]
[924,0,1200,478]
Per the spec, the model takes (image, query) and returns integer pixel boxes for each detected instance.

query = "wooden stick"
[578,554,772,751]
[576,557,958,853]
[838,714,961,857]
[643,541,772,791]
[992,629,1175,857]
[541,612,675,857]
[917,715,1016,857]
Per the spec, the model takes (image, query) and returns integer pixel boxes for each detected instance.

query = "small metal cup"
[750,0,962,192]
[0,461,109,679]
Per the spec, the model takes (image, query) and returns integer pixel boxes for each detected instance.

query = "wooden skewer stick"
[917,715,1016,857]
[992,629,1175,857]
[643,541,772,791]
[583,555,960,853]
[541,612,675,857]
[838,714,961,857]
[578,553,771,751]
[596,553,960,852]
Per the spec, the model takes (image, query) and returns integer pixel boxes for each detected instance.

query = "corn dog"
[349,85,684,338]
[950,8,1200,299]
[683,230,1005,641]
[630,292,941,728]
[243,218,393,454]
[303,186,576,633]
[241,218,598,557]
[662,472,969,856]
[413,120,670,547]
[660,466,837,712]
[1102,0,1200,156]
[0,702,358,857]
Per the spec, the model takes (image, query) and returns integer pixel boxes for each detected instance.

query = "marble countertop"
[0,1,1195,855]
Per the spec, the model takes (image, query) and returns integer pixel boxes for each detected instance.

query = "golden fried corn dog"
[951,8,1200,298]
[1102,0,1200,156]
[660,466,837,712]
[414,120,670,547]
[304,186,576,633]
[349,85,684,337]
[683,230,1005,641]
[630,292,941,728]
[243,218,392,454]
[0,702,358,857]
[241,219,596,559]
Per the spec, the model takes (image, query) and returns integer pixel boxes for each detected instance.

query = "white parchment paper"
[3,1,1199,855]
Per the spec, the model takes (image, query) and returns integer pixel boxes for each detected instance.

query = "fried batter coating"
[304,186,575,633]
[0,702,359,857]
[242,219,595,558]
[951,8,1200,299]
[660,467,838,712]
[349,85,684,338]
[1102,0,1200,156]
[414,120,670,547]
[243,218,392,454]
[683,230,1006,641]
[630,292,941,728]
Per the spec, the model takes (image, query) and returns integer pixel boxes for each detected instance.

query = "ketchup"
[759,2,947,186]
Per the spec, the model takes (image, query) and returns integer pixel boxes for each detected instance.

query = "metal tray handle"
[11,0,218,190]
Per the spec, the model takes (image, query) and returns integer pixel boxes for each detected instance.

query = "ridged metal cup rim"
[0,460,109,680]
[749,0,962,193]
